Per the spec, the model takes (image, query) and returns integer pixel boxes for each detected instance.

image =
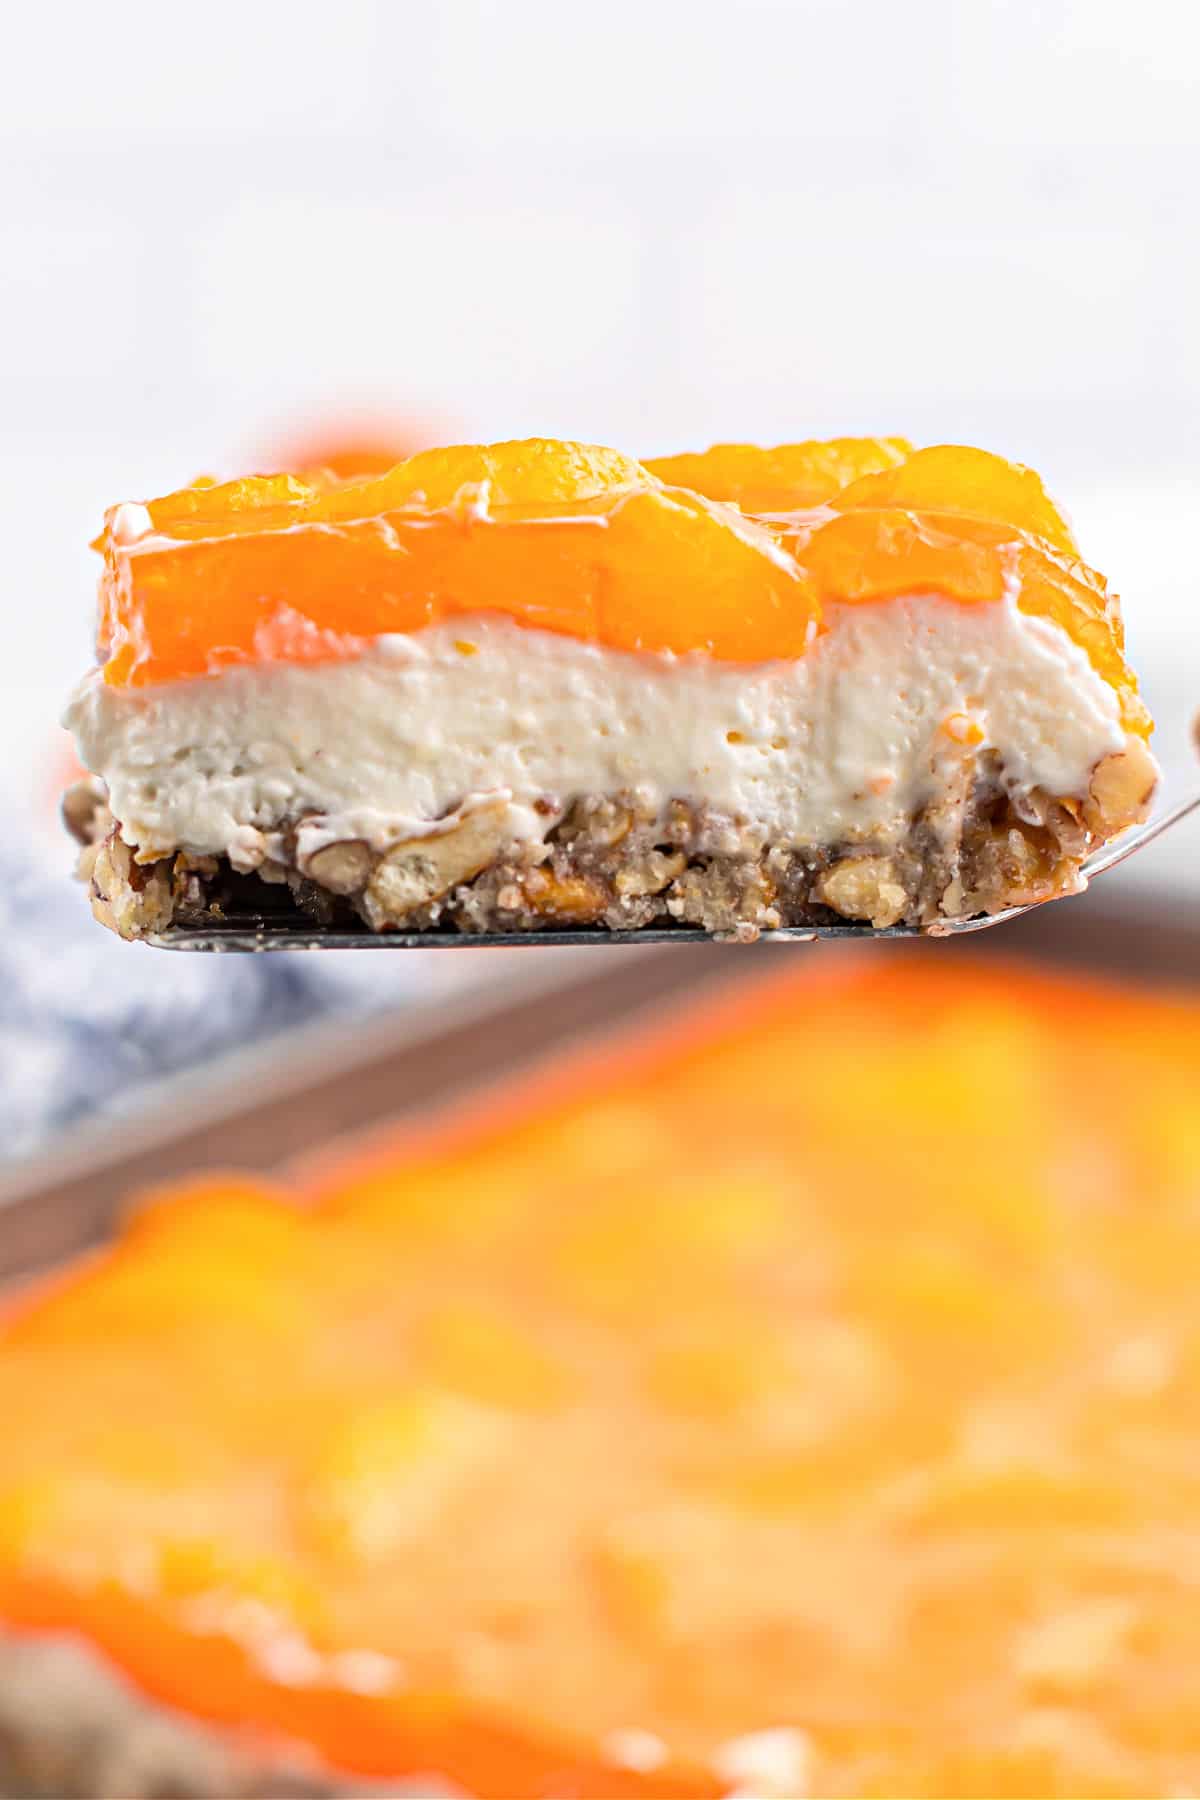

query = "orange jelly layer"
[94,439,1150,733]
[4,960,1200,1797]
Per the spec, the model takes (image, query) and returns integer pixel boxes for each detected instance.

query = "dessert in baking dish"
[64,438,1158,940]
[3,959,1200,1797]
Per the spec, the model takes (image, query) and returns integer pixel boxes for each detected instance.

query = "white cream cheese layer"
[65,597,1131,867]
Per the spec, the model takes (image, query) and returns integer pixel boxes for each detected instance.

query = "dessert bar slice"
[65,438,1157,939]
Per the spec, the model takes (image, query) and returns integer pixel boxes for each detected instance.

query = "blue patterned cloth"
[0,853,448,1158]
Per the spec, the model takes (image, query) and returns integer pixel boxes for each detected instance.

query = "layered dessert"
[4,959,1200,1797]
[64,437,1158,940]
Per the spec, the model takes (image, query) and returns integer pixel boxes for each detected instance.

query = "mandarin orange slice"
[288,437,654,529]
[832,443,1080,554]
[3,961,1200,1796]
[643,436,912,511]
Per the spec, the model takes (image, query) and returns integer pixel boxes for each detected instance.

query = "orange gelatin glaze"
[3,960,1200,1796]
[95,437,1149,732]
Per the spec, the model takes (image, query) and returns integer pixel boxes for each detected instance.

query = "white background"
[3,0,1198,888]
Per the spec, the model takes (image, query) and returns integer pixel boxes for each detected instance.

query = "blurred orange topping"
[2,960,1200,1796]
[93,437,1148,732]
[271,424,430,482]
